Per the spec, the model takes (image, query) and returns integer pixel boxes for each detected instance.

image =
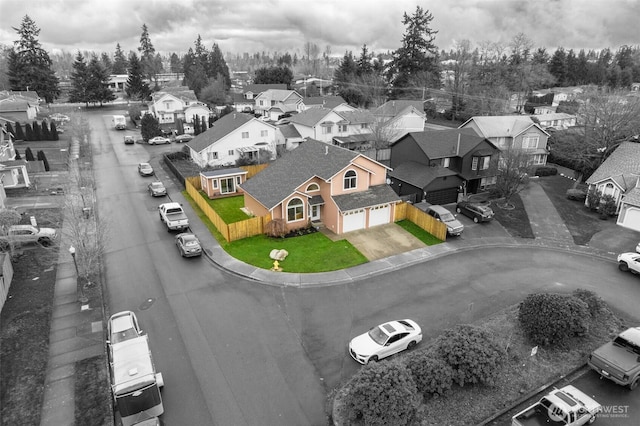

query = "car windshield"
[440,212,455,222]
[150,183,163,188]
[368,326,389,346]
[112,327,138,344]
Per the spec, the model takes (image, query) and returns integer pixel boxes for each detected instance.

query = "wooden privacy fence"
[394,202,447,241]
[185,178,270,242]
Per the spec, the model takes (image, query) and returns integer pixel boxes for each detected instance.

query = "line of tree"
[5,120,59,141]
[69,52,116,106]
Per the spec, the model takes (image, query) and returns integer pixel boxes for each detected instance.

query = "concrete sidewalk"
[520,179,575,244]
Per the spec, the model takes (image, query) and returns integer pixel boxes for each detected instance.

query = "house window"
[472,157,479,170]
[306,183,320,192]
[260,130,268,137]
[481,156,491,170]
[443,158,450,168]
[208,152,219,161]
[322,125,333,134]
[259,100,264,106]
[287,198,304,222]
[532,154,545,165]
[522,135,539,149]
[242,132,249,139]
[164,102,171,109]
[344,170,357,190]
[360,123,368,129]
[236,176,242,185]
[480,176,497,189]
[339,124,347,132]
[220,177,235,194]
[212,180,218,189]
[228,150,234,156]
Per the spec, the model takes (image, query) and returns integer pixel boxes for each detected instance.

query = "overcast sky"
[1,0,638,59]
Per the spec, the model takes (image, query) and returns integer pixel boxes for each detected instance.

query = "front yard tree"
[125,52,151,101]
[87,55,116,106]
[140,114,161,141]
[7,15,59,103]
[69,51,89,105]
[495,147,531,207]
[387,6,441,99]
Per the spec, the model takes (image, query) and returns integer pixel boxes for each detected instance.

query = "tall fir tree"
[41,120,51,140]
[24,123,33,141]
[69,51,90,104]
[32,121,41,140]
[87,55,116,105]
[7,15,59,103]
[50,121,59,141]
[15,122,25,141]
[126,52,151,101]
[112,43,128,74]
[138,24,162,83]
[100,52,113,74]
[25,146,35,161]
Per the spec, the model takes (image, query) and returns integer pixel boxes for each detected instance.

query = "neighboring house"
[388,128,500,204]
[241,138,401,235]
[586,142,640,226]
[231,83,287,112]
[0,91,41,122]
[533,105,556,115]
[275,124,304,151]
[373,100,426,143]
[254,89,303,120]
[287,107,375,146]
[148,88,211,126]
[0,161,30,188]
[200,167,248,199]
[0,125,16,161]
[300,96,348,111]
[531,113,577,131]
[186,113,277,168]
[460,115,549,166]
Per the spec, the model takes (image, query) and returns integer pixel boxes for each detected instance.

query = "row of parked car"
[124,134,193,145]
[419,200,496,237]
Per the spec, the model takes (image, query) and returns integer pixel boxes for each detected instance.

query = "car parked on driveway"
[425,205,464,236]
[175,233,202,257]
[456,201,494,223]
[107,311,142,345]
[349,319,422,364]
[148,136,171,145]
[138,162,154,176]
[148,181,167,197]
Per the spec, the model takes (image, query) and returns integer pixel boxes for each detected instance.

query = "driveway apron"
[327,223,426,261]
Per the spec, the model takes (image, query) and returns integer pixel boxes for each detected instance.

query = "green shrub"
[518,293,590,347]
[342,360,419,426]
[405,350,454,397]
[435,325,506,386]
[534,166,558,176]
[586,188,602,211]
[599,194,617,216]
[572,289,609,318]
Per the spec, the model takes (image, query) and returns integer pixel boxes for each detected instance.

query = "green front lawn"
[185,192,368,272]
[395,220,444,245]
[201,193,250,224]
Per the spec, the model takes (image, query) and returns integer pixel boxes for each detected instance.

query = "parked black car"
[455,201,494,223]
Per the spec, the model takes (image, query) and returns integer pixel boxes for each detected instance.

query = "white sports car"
[349,319,422,364]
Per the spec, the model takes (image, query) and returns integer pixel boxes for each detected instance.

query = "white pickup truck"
[0,224,58,249]
[158,202,189,231]
[511,385,601,426]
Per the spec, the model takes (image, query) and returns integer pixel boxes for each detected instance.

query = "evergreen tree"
[193,115,201,135]
[37,150,50,171]
[138,24,161,83]
[356,44,373,76]
[7,15,60,103]
[14,149,21,160]
[126,52,151,101]
[87,55,116,105]
[41,120,51,140]
[6,123,15,139]
[548,48,567,85]
[201,116,207,132]
[140,113,161,141]
[15,122,25,141]
[69,51,90,104]
[100,52,113,74]
[254,66,293,87]
[50,121,59,141]
[25,146,35,161]
[169,53,182,75]
[388,6,440,99]
[25,123,33,141]
[209,43,231,89]
[183,47,209,96]
[112,43,128,74]
[32,121,41,140]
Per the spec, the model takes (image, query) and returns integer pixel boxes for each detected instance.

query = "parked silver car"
[425,205,464,236]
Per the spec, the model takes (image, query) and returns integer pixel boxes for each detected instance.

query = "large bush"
[435,325,505,386]
[572,289,609,318]
[518,293,590,346]
[342,360,419,426]
[405,350,454,397]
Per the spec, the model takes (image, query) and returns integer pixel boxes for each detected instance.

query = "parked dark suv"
[456,201,494,223]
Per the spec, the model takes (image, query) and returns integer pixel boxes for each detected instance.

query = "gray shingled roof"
[462,116,542,138]
[279,124,302,139]
[332,184,400,212]
[401,128,492,158]
[303,96,346,109]
[374,100,424,117]
[245,84,287,94]
[623,187,640,206]
[201,168,247,178]
[388,161,458,188]
[586,141,640,185]
[288,107,333,127]
[337,109,375,124]
[187,113,254,152]
[240,139,384,210]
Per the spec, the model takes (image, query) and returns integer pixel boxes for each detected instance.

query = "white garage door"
[369,204,390,227]
[620,206,640,232]
[343,209,365,233]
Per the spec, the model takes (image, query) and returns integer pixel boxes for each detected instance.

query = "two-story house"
[232,83,288,112]
[531,113,577,132]
[287,107,375,149]
[388,128,500,204]
[240,138,401,235]
[148,88,211,128]
[254,89,303,120]
[186,113,277,168]
[459,116,549,166]
[373,100,427,143]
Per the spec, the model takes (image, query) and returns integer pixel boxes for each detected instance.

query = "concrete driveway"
[322,223,426,261]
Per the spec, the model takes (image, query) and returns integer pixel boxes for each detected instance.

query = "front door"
[310,205,320,221]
